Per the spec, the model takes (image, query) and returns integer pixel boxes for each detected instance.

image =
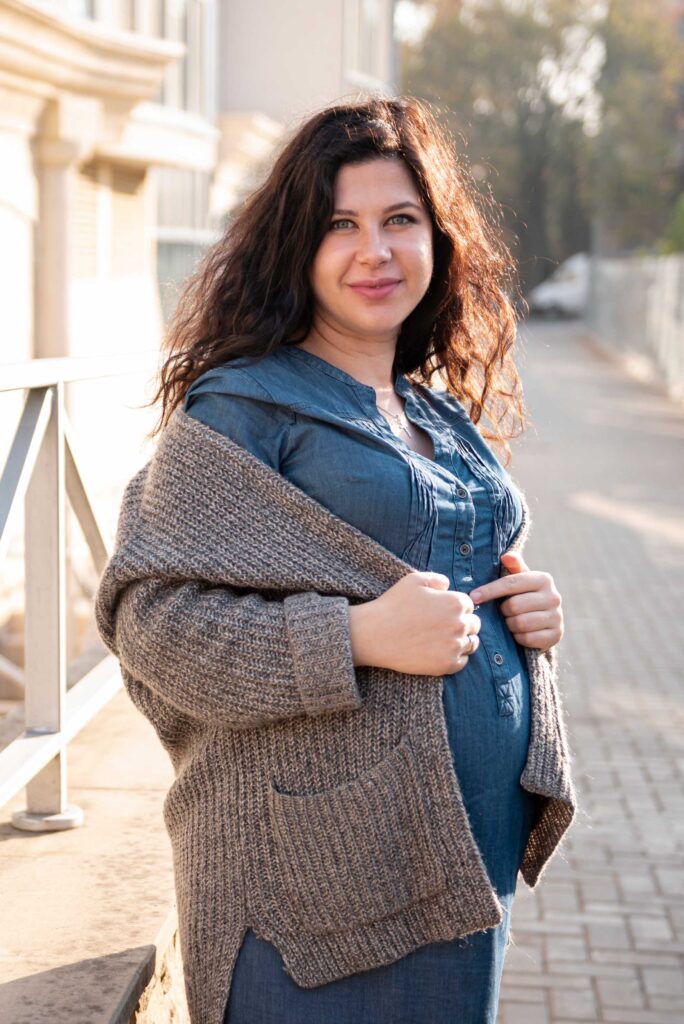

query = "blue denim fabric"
[184,344,537,1024]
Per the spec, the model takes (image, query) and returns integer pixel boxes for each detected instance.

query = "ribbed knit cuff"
[283,592,363,717]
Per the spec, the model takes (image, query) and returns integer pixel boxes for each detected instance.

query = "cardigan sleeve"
[108,578,364,728]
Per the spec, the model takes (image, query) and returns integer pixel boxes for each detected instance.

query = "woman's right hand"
[348,571,481,675]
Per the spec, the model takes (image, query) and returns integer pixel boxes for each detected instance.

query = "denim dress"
[183,344,538,1024]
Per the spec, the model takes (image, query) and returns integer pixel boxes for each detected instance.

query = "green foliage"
[591,0,682,250]
[657,192,684,254]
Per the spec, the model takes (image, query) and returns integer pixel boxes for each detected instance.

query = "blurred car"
[527,252,590,318]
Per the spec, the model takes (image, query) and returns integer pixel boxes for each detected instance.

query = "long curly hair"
[145,94,528,464]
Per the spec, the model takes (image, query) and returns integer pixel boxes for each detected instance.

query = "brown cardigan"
[94,406,576,1024]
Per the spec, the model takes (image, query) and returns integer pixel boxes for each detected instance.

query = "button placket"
[448,436,513,568]
[495,671,522,717]
[452,494,475,583]
[471,613,523,717]
[496,677,516,716]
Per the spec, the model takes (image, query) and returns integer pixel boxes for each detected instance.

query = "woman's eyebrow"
[332,201,423,215]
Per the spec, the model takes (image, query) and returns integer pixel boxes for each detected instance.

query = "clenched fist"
[348,571,481,675]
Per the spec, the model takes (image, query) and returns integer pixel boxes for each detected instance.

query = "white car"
[527,252,590,318]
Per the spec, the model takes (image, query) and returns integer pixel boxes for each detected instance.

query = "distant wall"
[587,254,684,403]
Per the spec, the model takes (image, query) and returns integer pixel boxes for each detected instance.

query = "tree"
[400,0,684,284]
[401,0,598,289]
[590,0,683,252]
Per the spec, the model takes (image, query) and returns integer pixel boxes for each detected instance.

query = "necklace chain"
[376,399,412,438]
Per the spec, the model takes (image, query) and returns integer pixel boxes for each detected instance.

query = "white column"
[33,129,80,360]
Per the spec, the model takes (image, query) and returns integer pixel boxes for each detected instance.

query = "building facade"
[0,0,397,688]
[0,0,398,363]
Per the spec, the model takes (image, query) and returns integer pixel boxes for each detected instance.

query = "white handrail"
[0,351,160,829]
[0,350,161,392]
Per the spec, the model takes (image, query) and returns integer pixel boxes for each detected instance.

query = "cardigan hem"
[250,881,504,990]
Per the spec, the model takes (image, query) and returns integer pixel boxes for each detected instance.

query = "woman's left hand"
[467,551,563,651]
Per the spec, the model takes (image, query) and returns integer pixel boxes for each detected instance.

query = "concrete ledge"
[0,682,189,1023]
[577,329,684,408]
[125,913,188,1024]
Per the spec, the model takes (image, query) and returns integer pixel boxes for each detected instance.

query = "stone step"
[0,681,188,1023]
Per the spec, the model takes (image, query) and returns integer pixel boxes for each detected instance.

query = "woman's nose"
[356,229,391,264]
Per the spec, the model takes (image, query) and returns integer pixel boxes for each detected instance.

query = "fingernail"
[470,589,482,601]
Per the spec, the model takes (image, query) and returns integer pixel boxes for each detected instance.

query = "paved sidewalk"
[498,322,684,1023]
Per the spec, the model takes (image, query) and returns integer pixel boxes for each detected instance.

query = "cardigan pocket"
[266,732,450,936]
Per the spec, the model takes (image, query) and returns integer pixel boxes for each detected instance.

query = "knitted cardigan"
[94,405,576,1024]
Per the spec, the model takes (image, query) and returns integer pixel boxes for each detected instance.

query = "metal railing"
[0,351,159,829]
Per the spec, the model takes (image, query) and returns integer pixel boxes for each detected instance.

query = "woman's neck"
[293,333,397,393]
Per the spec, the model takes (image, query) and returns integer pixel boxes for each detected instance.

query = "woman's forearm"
[348,599,385,668]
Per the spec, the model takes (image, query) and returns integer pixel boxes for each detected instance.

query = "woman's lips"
[348,281,402,300]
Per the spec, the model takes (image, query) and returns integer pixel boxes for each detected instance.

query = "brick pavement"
[497,322,684,1023]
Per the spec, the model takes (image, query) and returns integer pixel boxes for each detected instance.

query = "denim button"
[494,653,504,665]
[459,542,471,556]
[456,487,467,498]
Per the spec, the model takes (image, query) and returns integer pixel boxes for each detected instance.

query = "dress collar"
[282,344,417,409]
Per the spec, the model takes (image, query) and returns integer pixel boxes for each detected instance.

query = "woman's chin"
[337,310,410,336]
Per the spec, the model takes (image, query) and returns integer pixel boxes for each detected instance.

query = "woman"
[95,96,575,1024]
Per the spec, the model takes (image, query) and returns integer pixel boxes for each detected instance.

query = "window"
[344,0,389,87]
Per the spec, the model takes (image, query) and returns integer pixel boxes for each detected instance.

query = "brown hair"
[145,95,528,464]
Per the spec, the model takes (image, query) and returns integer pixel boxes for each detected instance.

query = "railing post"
[11,381,83,831]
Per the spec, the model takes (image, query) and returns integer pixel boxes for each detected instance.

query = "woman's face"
[309,157,434,344]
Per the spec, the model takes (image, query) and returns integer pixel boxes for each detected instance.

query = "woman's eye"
[329,214,416,231]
